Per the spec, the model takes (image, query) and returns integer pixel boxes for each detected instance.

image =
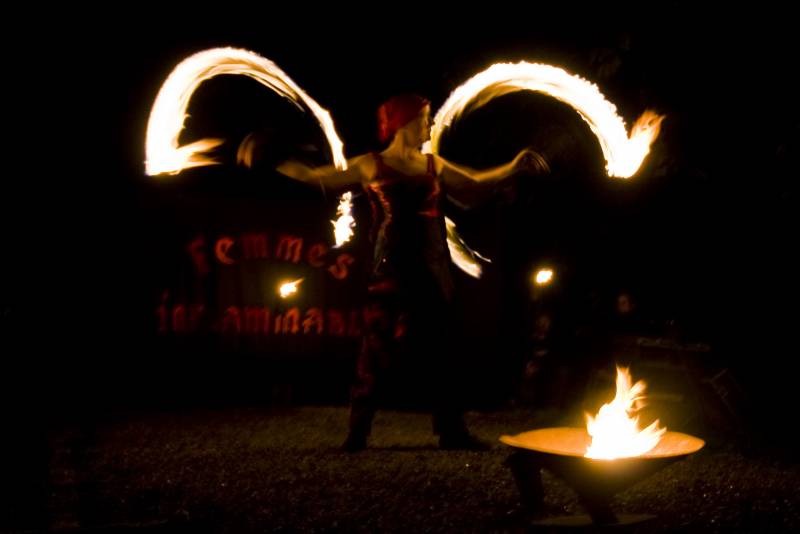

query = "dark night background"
[3,9,798,522]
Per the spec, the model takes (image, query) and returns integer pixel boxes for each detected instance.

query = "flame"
[584,366,666,459]
[428,62,664,278]
[331,191,355,247]
[145,47,347,176]
[534,269,553,285]
[429,62,664,178]
[145,52,662,280]
[445,217,491,278]
[278,278,304,299]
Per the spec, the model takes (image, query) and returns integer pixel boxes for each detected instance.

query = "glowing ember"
[445,217,490,279]
[331,192,355,247]
[278,278,304,299]
[145,47,347,176]
[584,367,666,459]
[534,269,553,285]
[428,61,664,178]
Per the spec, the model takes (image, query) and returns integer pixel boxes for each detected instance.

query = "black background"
[6,8,798,427]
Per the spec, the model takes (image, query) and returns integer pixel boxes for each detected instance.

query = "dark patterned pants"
[347,280,467,439]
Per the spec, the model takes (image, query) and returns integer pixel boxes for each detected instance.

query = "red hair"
[377,94,430,143]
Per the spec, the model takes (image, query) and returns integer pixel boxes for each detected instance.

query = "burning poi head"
[278,278,304,299]
[534,268,554,286]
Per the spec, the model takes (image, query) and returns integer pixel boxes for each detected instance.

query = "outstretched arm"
[277,153,376,189]
[435,149,549,207]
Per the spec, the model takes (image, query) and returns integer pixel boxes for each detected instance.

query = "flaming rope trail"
[143,47,482,276]
[145,47,347,176]
[145,52,662,279]
[424,61,665,277]
[427,61,664,178]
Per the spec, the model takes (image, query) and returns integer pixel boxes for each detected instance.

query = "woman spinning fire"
[277,94,550,451]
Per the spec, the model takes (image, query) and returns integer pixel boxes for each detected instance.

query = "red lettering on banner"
[157,295,365,338]
[215,237,236,265]
[307,242,328,268]
[242,233,269,260]
[328,253,355,280]
[275,235,303,263]
[222,306,242,333]
[303,307,324,334]
[327,310,346,336]
[183,231,355,279]
[244,306,270,334]
[187,236,210,276]
[280,308,301,334]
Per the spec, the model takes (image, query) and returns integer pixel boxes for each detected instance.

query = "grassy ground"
[27,406,800,533]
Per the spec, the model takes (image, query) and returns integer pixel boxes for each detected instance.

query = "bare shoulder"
[351,153,378,182]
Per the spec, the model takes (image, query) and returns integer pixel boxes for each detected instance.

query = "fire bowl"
[500,427,704,526]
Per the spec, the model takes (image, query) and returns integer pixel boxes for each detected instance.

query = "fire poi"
[144,48,663,279]
[500,367,705,526]
[278,278,303,299]
[140,45,690,521]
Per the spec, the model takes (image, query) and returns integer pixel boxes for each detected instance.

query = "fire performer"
[277,95,549,451]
